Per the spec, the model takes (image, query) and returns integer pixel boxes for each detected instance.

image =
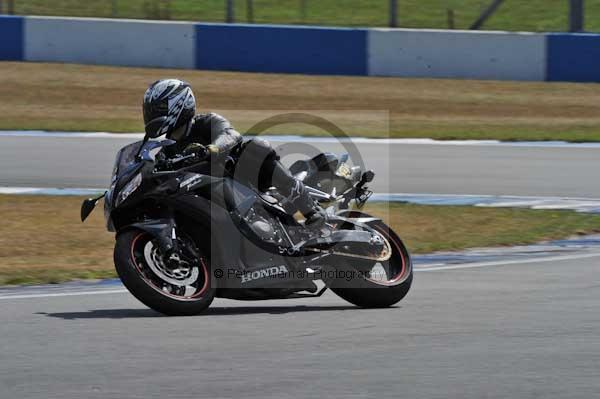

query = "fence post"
[469,0,505,30]
[0,1,3,14]
[246,0,254,23]
[300,0,307,23]
[226,0,234,23]
[447,9,455,29]
[111,0,117,17]
[389,0,398,27]
[159,0,171,19]
[7,0,14,14]
[569,0,584,32]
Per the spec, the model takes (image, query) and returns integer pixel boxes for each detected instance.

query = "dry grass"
[0,195,115,285]
[2,195,600,286]
[2,62,600,141]
[366,203,600,254]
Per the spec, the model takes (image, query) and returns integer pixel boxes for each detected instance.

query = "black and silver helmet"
[143,79,196,139]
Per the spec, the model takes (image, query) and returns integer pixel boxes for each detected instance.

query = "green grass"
[2,194,600,286]
[9,0,600,32]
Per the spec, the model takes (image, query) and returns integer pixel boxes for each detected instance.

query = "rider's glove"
[183,143,220,160]
[206,144,220,156]
[183,143,210,160]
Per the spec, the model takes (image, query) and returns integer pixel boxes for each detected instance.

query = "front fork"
[128,206,180,257]
[128,217,189,274]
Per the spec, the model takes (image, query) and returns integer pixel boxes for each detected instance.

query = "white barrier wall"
[6,16,598,82]
[24,16,196,69]
[368,29,546,81]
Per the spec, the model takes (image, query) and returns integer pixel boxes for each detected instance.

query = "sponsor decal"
[241,265,289,283]
[179,175,203,190]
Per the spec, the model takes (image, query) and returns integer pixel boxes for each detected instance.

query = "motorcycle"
[81,133,412,316]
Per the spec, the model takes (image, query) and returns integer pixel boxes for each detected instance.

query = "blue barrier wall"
[0,16,23,61]
[196,24,368,75]
[3,15,600,82]
[547,33,600,82]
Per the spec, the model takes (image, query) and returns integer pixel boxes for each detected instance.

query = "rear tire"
[331,273,413,308]
[330,220,413,308]
[114,229,215,316]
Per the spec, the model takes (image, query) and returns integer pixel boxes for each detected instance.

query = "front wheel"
[114,229,215,316]
[329,220,413,308]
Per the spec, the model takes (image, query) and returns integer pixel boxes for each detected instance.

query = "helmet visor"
[144,116,169,139]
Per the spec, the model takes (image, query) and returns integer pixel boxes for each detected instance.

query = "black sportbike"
[81,134,412,316]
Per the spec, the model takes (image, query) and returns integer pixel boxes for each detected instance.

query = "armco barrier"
[0,16,23,61]
[1,15,600,82]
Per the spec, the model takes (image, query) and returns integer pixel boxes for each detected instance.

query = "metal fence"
[0,1,591,32]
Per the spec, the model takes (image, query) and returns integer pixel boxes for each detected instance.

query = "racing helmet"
[143,79,196,139]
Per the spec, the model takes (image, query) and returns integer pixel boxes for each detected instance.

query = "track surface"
[2,256,600,398]
[2,133,600,398]
[1,135,600,197]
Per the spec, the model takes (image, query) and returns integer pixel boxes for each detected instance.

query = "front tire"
[114,229,215,316]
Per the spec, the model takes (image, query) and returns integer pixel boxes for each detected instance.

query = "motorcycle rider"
[142,78,326,227]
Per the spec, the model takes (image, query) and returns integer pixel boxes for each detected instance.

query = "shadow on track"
[37,304,380,319]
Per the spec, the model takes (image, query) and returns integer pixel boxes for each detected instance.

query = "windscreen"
[113,141,144,180]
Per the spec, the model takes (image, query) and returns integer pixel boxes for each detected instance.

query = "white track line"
[3,187,600,208]
[415,252,600,272]
[374,192,600,202]
[2,252,599,300]
[0,187,102,195]
[372,193,600,213]
[2,131,600,148]
[0,131,144,139]
[0,289,128,300]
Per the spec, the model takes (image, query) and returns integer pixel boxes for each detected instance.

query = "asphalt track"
[1,133,600,197]
[2,133,600,398]
[2,253,600,399]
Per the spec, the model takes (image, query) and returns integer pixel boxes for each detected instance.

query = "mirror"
[80,192,106,222]
[361,170,375,184]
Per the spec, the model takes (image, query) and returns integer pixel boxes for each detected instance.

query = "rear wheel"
[114,229,215,316]
[329,220,413,308]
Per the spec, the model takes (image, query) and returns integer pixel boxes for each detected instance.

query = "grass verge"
[2,195,600,286]
[2,62,600,141]
[365,203,600,254]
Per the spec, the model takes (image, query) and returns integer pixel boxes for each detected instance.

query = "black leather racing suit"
[167,113,316,217]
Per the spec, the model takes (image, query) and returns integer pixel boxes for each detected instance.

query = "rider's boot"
[266,155,327,229]
[303,208,327,229]
[287,180,327,229]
